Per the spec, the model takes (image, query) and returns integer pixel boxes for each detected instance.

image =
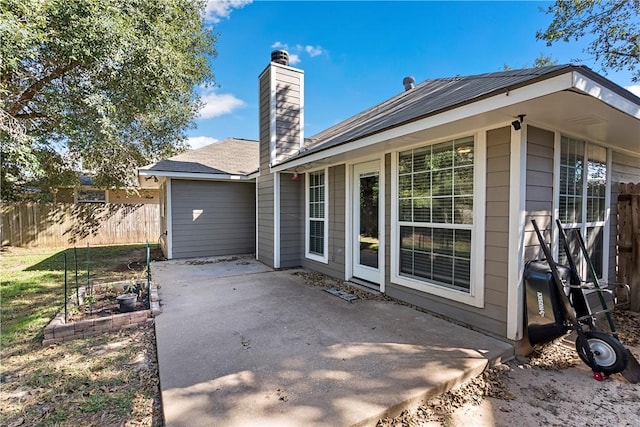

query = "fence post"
[86,242,91,295]
[146,241,151,308]
[618,182,640,312]
[64,252,68,323]
[631,185,640,311]
[74,246,79,306]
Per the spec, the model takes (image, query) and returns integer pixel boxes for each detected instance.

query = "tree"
[503,53,559,71]
[537,0,639,81]
[532,53,559,68]
[0,0,216,200]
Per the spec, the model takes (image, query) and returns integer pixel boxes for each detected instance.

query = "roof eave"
[271,67,639,172]
[138,169,256,182]
[571,71,640,119]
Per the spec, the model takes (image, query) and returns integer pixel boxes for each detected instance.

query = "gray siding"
[171,180,255,259]
[258,68,271,174]
[280,172,303,268]
[609,151,640,283]
[273,65,303,164]
[386,127,512,337]
[301,165,346,278]
[159,181,168,257]
[257,174,274,267]
[258,63,303,172]
[257,63,304,268]
[524,126,555,261]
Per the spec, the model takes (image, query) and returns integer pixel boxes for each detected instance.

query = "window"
[306,169,328,263]
[77,189,106,203]
[397,137,474,292]
[558,136,607,280]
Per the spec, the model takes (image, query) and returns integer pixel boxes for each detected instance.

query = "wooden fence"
[617,183,640,312]
[1,203,160,247]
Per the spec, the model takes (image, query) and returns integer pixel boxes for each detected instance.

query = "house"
[138,138,259,258]
[139,50,640,346]
[53,173,160,204]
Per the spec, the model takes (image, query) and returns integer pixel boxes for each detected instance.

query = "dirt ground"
[447,358,640,427]
[293,271,640,427]
[378,315,640,427]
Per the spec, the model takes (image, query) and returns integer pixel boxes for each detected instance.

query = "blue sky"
[188,0,639,149]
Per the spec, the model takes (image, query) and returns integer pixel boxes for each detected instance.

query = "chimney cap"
[271,50,289,66]
[403,76,416,91]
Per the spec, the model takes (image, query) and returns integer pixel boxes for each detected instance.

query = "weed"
[37,410,68,426]
[26,367,55,387]
[80,391,134,414]
[1,245,161,427]
[81,395,111,413]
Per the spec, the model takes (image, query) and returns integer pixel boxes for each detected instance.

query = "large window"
[397,137,474,292]
[306,169,328,263]
[558,136,607,280]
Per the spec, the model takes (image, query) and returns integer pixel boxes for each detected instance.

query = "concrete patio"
[152,255,513,427]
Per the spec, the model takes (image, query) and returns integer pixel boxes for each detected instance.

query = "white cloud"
[269,42,325,65]
[271,41,288,50]
[271,43,300,64]
[198,89,245,119]
[204,0,252,23]
[288,54,301,65]
[187,136,219,150]
[304,45,323,57]
[625,85,640,97]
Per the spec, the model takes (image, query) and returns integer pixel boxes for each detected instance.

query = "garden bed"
[43,280,161,346]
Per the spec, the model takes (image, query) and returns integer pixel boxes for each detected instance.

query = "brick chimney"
[258,50,304,172]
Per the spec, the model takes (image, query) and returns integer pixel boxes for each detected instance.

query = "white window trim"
[390,133,486,308]
[553,136,610,281]
[602,147,612,281]
[305,167,329,264]
[345,156,386,289]
[255,176,259,261]
[166,178,173,260]
[274,172,281,268]
[552,131,562,262]
[506,124,527,340]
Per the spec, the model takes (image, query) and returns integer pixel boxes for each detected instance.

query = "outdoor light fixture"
[511,114,526,131]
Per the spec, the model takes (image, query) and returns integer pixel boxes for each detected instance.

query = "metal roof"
[295,64,632,160]
[140,138,259,176]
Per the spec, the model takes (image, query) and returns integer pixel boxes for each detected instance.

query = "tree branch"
[603,50,638,59]
[8,62,79,116]
[15,112,46,120]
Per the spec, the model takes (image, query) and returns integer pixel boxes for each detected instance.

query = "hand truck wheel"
[575,330,628,375]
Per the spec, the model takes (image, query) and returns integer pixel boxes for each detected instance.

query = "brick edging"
[42,281,161,346]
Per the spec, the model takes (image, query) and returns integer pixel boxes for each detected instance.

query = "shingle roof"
[141,138,259,176]
[296,64,615,159]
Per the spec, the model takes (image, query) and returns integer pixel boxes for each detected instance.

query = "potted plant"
[116,280,139,312]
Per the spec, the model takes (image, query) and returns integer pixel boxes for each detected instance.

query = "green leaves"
[537,0,639,81]
[1,0,216,198]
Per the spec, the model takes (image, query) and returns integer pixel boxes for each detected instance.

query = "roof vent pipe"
[403,76,415,91]
[271,50,289,66]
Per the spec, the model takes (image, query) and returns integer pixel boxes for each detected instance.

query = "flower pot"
[116,293,137,312]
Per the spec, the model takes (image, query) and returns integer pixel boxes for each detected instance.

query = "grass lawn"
[0,244,162,426]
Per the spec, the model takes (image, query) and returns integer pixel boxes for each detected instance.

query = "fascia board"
[572,71,640,119]
[271,73,575,172]
[138,170,254,181]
